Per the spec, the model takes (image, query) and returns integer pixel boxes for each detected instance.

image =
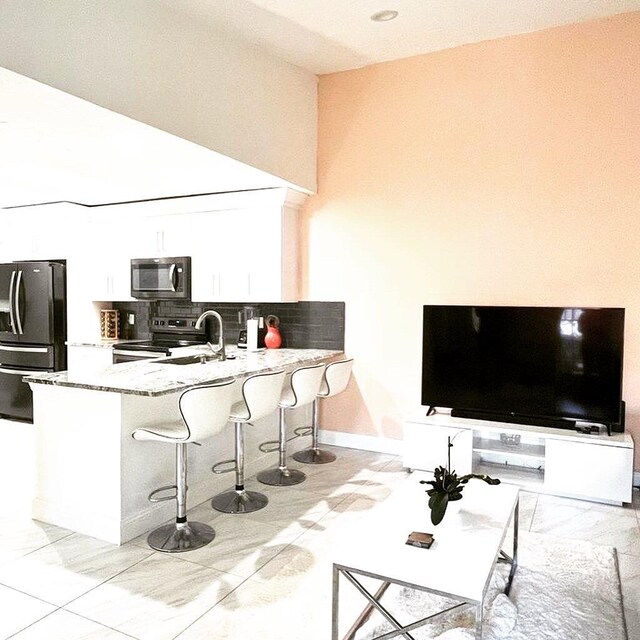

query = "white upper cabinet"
[2,188,305,307]
[74,205,135,302]
[190,191,303,303]
[131,213,192,258]
[2,202,82,262]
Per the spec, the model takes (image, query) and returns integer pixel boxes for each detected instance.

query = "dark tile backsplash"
[113,300,345,350]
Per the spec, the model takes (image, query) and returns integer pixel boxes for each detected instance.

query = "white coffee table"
[332,471,519,640]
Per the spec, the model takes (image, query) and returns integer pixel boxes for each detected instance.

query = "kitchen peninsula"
[26,346,342,544]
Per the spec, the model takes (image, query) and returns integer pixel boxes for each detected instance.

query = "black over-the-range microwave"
[131,256,191,300]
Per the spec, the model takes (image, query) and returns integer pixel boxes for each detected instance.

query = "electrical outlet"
[127,313,135,325]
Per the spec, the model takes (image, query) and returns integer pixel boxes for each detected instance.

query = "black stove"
[113,317,206,362]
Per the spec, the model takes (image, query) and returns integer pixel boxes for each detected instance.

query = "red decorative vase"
[264,315,282,349]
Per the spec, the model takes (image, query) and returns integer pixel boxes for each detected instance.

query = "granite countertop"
[66,339,145,348]
[25,346,343,397]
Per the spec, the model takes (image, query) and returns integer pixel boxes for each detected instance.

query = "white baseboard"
[318,429,402,456]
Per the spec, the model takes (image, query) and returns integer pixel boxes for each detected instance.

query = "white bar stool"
[257,362,326,486]
[211,369,286,514]
[131,380,236,553]
[293,358,354,464]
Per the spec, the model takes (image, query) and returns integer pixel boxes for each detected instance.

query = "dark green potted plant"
[420,436,500,526]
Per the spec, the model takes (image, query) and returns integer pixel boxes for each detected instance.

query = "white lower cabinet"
[403,410,634,504]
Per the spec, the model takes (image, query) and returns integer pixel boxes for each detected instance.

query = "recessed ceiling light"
[370,10,398,22]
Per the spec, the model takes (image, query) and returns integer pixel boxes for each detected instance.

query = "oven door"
[131,257,191,300]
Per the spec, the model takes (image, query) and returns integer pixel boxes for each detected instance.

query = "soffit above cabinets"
[169,0,640,74]
[0,68,291,210]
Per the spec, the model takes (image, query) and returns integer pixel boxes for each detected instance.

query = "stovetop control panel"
[151,316,200,331]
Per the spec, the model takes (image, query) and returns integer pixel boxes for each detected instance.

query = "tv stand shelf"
[403,409,634,505]
[472,437,545,461]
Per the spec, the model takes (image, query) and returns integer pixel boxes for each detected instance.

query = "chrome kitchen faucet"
[195,310,226,361]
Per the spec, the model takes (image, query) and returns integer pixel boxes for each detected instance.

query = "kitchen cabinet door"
[191,210,248,302]
[4,203,80,262]
[242,205,298,302]
[191,205,298,303]
[93,266,133,302]
[132,214,192,258]
[72,217,134,303]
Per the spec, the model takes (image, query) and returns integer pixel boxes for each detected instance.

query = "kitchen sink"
[159,354,220,365]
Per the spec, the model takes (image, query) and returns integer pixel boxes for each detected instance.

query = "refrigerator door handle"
[0,367,44,375]
[0,345,49,353]
[14,270,24,335]
[8,270,17,335]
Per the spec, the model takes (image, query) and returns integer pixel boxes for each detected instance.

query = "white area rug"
[358,532,627,640]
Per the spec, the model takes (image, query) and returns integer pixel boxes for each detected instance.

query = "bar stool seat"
[131,379,236,553]
[258,362,326,486]
[211,369,286,514]
[293,358,354,464]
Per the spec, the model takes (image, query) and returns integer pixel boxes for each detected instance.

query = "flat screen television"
[422,305,625,432]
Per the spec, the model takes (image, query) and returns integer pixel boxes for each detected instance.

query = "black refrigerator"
[0,261,67,422]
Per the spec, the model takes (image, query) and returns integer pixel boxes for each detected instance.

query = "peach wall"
[302,12,640,469]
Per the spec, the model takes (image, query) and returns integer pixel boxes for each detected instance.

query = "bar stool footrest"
[293,426,313,437]
[258,440,280,453]
[212,459,237,475]
[148,484,178,502]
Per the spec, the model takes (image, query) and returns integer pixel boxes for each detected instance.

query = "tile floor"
[0,445,638,640]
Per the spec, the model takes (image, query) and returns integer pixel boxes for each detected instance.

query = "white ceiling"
[2,0,639,210]
[175,0,640,74]
[0,68,287,210]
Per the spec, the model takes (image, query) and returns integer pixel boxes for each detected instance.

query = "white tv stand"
[403,408,634,505]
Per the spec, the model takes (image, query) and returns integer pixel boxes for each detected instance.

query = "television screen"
[422,305,624,428]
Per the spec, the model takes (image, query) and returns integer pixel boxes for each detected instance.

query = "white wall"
[0,0,317,193]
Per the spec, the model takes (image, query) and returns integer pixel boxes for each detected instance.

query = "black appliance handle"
[8,270,17,335]
[169,264,177,292]
[14,270,24,335]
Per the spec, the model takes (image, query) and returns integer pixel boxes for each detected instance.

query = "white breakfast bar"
[26,346,342,544]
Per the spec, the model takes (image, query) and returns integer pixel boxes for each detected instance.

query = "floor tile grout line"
[4,599,141,640]
[6,604,143,640]
[5,606,63,640]
[59,550,155,611]
[169,573,255,640]
[527,494,540,532]
[0,579,62,609]
[57,609,142,640]
[0,530,76,568]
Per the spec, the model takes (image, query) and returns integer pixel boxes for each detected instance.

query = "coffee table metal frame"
[332,496,519,640]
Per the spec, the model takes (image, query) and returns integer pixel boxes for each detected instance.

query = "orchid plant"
[420,435,500,526]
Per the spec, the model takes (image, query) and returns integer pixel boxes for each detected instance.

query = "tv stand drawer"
[545,439,633,503]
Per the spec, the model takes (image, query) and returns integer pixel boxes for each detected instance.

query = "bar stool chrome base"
[257,466,306,486]
[293,447,337,464]
[212,488,268,514]
[147,521,215,553]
